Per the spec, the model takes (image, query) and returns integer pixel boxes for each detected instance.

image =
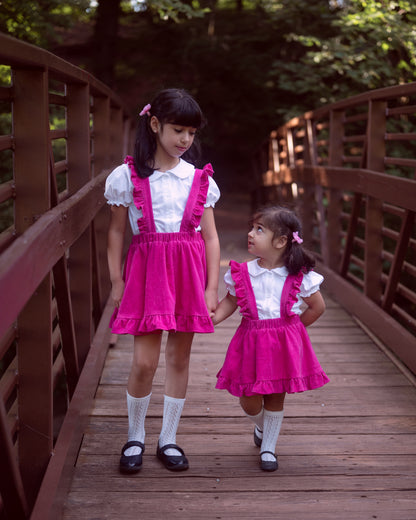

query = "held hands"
[205,288,218,320]
[111,278,125,308]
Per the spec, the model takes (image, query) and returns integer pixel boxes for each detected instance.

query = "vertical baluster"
[366,100,387,303]
[66,82,92,369]
[327,109,344,271]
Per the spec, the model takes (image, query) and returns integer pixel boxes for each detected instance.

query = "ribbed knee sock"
[244,408,264,439]
[260,409,284,462]
[124,391,151,456]
[159,395,186,456]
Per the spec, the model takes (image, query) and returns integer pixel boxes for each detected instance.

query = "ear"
[150,116,160,134]
[273,235,288,250]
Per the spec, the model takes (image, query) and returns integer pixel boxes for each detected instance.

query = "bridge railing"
[0,34,134,519]
[253,83,416,375]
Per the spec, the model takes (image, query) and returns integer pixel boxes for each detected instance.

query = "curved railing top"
[0,32,124,105]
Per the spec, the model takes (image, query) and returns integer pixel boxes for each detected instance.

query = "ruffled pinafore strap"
[125,155,156,233]
[230,261,259,319]
[280,271,303,319]
[180,163,212,231]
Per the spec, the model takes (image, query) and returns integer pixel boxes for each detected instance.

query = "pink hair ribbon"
[139,103,151,116]
[292,231,303,244]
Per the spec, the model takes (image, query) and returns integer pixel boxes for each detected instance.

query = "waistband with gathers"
[239,315,301,329]
[131,231,203,244]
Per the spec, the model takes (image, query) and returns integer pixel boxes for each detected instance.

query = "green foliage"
[146,0,209,22]
[271,0,416,113]
[0,0,90,46]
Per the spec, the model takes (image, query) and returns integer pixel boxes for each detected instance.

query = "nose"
[181,132,191,144]
[248,228,254,238]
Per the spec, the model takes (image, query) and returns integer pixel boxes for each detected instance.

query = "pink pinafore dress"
[110,156,214,336]
[216,261,330,396]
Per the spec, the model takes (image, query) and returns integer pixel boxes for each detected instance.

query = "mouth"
[177,146,187,153]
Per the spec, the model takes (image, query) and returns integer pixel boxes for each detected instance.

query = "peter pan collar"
[151,159,194,181]
[248,258,288,277]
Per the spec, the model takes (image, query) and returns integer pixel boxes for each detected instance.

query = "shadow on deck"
[61,194,416,520]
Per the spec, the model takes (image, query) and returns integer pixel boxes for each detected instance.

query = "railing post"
[365,100,387,304]
[13,67,53,508]
[92,95,112,313]
[327,109,344,271]
[110,106,124,165]
[66,82,93,368]
[301,119,316,250]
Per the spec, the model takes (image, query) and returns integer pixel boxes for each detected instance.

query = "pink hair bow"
[139,103,151,116]
[292,231,303,244]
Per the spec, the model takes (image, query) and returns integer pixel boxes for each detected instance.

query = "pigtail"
[284,236,315,275]
[134,113,157,179]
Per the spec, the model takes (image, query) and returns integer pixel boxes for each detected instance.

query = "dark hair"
[251,205,315,275]
[134,88,206,178]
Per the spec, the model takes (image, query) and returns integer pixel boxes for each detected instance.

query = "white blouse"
[104,159,220,234]
[225,259,324,319]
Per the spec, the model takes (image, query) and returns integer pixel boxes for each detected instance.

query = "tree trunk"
[92,0,121,85]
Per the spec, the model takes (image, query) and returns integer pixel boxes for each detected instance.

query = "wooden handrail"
[0,34,134,519]
[253,82,416,375]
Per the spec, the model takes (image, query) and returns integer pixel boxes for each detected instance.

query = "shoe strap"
[123,440,145,453]
[158,443,185,455]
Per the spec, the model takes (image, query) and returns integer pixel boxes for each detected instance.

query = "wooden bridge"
[0,34,415,519]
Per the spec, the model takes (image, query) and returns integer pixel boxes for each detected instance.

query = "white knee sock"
[244,408,264,439]
[159,395,186,456]
[260,409,284,462]
[124,391,151,456]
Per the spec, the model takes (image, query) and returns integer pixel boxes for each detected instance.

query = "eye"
[256,226,263,233]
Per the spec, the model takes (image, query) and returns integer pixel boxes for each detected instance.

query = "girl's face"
[248,220,276,257]
[151,117,196,161]
[248,219,287,260]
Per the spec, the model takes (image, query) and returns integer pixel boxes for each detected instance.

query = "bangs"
[164,98,205,128]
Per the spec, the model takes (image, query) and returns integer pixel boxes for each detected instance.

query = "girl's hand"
[205,287,218,318]
[111,278,125,308]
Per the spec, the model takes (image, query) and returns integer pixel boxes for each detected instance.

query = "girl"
[213,205,329,471]
[105,88,220,473]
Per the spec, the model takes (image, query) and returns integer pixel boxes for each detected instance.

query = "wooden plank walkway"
[62,195,416,519]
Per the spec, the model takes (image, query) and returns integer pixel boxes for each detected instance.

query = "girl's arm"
[300,290,325,327]
[212,293,238,325]
[200,206,220,316]
[107,205,128,307]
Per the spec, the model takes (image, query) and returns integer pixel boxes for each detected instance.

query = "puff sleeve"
[104,164,134,206]
[204,175,220,208]
[299,271,324,298]
[224,268,236,296]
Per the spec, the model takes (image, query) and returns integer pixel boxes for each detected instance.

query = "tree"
[270,0,416,116]
[0,0,90,47]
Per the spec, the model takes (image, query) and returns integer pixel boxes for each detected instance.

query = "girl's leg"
[260,393,286,470]
[240,395,264,446]
[124,332,162,457]
[159,332,194,457]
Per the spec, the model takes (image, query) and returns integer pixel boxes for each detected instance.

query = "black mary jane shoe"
[119,441,145,474]
[254,426,263,447]
[156,443,189,472]
[260,451,278,472]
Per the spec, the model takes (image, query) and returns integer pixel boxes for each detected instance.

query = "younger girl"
[105,88,220,472]
[213,205,329,471]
